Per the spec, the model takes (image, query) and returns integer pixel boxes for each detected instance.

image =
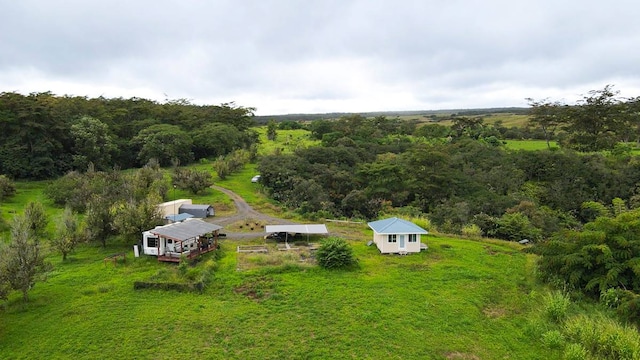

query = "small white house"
[142,218,223,262]
[367,217,428,254]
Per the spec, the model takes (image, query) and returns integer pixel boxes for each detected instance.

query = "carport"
[264,224,328,243]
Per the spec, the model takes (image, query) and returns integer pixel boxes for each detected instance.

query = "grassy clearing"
[255,128,320,156]
[504,140,558,151]
[0,228,562,359]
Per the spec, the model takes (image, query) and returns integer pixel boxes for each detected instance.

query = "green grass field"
[0,228,565,359]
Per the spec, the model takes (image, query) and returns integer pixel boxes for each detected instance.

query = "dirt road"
[209,185,295,238]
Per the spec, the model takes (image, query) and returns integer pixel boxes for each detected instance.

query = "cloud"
[1,0,639,114]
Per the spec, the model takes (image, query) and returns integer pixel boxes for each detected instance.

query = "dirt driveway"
[209,185,296,238]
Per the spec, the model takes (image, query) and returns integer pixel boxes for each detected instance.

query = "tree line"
[258,92,640,242]
[0,92,258,179]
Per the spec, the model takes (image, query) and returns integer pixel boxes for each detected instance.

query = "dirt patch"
[445,352,480,360]
[236,245,315,271]
[234,276,276,301]
[482,305,508,318]
[399,263,429,271]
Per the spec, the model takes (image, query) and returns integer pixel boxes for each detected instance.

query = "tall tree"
[563,85,623,151]
[131,124,194,166]
[266,120,278,141]
[526,98,566,149]
[70,115,117,171]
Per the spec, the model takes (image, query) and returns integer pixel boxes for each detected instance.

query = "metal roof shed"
[179,204,214,218]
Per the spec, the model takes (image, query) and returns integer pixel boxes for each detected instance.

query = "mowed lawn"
[0,230,556,360]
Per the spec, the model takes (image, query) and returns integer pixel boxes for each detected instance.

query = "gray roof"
[367,217,428,234]
[164,213,194,222]
[149,219,222,241]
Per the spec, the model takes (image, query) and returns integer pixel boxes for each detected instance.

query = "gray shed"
[179,204,214,218]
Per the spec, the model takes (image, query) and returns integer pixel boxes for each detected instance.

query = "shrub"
[315,237,357,269]
[0,175,16,201]
[461,223,482,238]
[544,291,571,323]
[563,343,588,360]
[541,330,565,349]
[564,314,640,359]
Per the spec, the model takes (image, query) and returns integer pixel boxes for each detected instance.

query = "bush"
[541,330,565,349]
[564,314,640,359]
[461,223,482,238]
[0,175,16,201]
[563,343,588,360]
[315,237,357,269]
[544,291,571,323]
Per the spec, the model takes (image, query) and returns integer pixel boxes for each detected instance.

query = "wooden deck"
[157,244,217,262]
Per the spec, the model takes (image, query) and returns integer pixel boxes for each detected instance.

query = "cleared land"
[0,229,558,359]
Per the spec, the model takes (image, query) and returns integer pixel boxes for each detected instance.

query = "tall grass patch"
[564,314,640,359]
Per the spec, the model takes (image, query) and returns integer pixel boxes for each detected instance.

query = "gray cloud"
[1,0,639,114]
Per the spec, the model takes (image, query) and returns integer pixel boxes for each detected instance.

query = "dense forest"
[0,92,258,179]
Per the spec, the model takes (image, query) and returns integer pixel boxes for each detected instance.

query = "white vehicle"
[251,175,261,183]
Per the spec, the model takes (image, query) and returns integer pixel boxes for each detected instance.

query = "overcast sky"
[1,1,639,115]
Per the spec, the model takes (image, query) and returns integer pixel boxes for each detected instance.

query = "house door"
[399,235,406,250]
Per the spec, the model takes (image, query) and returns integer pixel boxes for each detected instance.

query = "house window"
[147,237,158,247]
[167,239,173,244]
[388,234,397,243]
[409,234,417,243]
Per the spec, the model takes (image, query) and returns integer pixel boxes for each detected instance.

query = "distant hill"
[254,107,529,123]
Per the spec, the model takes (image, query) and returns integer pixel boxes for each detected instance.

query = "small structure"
[157,199,193,217]
[164,213,194,224]
[142,219,223,262]
[264,224,328,243]
[367,217,428,254]
[179,204,214,218]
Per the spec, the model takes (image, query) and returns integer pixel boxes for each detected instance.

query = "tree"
[562,85,623,151]
[51,207,85,260]
[266,120,278,141]
[23,201,48,240]
[315,237,357,269]
[112,195,163,242]
[493,212,542,242]
[70,115,117,171]
[85,195,116,247]
[172,168,213,194]
[191,123,243,160]
[131,160,169,201]
[0,174,16,201]
[0,214,45,302]
[526,98,565,149]
[131,124,194,166]
[528,208,640,296]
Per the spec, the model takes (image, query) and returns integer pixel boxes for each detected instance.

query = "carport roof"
[265,224,328,234]
[149,219,222,242]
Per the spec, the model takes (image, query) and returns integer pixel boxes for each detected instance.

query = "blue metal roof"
[367,217,428,234]
[165,213,194,222]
